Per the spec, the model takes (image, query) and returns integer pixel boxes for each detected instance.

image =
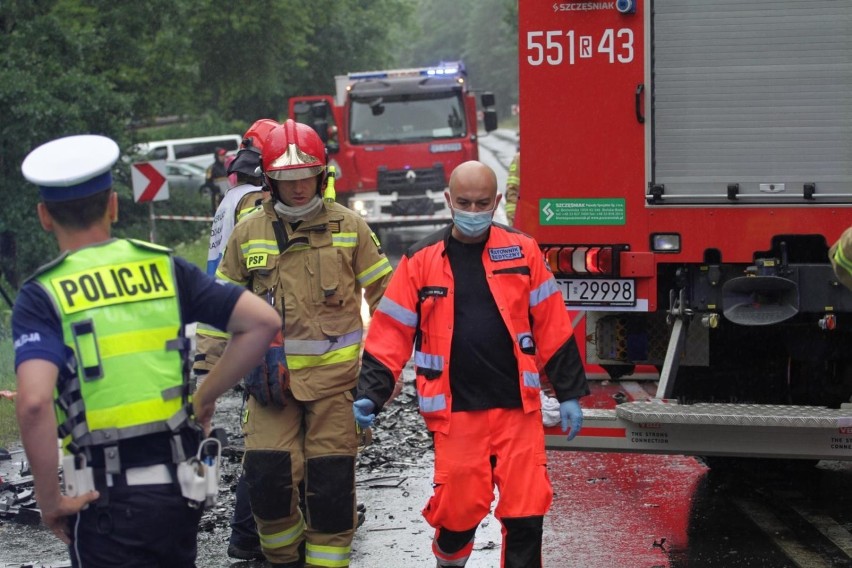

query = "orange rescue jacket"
[358,224,589,434]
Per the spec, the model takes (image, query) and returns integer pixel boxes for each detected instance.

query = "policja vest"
[31,239,195,475]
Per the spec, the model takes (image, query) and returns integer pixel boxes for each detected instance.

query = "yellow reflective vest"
[32,239,187,452]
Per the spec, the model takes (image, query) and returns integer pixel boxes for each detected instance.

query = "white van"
[135,134,242,170]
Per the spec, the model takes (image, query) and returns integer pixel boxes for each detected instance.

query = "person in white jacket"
[205,120,277,276]
[194,119,277,561]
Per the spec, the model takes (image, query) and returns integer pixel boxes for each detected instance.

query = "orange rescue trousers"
[423,407,552,567]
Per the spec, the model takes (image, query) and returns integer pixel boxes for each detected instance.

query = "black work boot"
[226,541,263,561]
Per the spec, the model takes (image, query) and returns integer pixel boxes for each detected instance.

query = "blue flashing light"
[349,71,390,80]
[616,0,635,14]
[349,61,466,81]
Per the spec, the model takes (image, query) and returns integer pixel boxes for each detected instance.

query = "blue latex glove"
[560,399,583,441]
[353,398,376,429]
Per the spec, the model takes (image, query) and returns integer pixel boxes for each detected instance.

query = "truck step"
[615,401,852,429]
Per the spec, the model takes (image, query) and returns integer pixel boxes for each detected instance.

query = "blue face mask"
[451,204,495,238]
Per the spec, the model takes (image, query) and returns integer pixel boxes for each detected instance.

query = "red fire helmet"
[262,119,326,181]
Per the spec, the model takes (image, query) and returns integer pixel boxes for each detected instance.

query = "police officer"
[353,161,588,568]
[208,119,393,567]
[12,134,281,567]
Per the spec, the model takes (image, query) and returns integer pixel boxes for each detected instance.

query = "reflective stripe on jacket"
[32,239,186,450]
[194,184,266,372]
[216,200,392,401]
[358,224,588,434]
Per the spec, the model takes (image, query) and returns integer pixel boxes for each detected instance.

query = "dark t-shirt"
[447,236,521,411]
[12,250,244,467]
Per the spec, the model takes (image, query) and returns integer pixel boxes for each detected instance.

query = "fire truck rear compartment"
[588,236,852,411]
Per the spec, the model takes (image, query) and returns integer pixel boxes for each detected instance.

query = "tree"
[184,0,412,122]
[393,0,518,117]
[0,3,134,285]
[0,0,495,286]
[462,0,518,118]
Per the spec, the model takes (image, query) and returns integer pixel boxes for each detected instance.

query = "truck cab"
[289,61,497,227]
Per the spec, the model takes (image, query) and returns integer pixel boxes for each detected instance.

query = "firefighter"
[12,134,280,567]
[194,119,279,384]
[353,160,589,568]
[504,151,520,226]
[830,226,852,290]
[205,119,277,275]
[192,118,278,561]
[208,119,393,567]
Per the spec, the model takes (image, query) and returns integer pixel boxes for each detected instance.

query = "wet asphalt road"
[4,375,852,567]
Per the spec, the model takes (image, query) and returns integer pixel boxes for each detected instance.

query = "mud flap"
[243,450,293,520]
[305,455,354,533]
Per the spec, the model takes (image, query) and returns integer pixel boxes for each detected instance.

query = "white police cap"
[21,134,120,202]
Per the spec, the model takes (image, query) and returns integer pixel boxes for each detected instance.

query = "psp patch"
[488,245,523,262]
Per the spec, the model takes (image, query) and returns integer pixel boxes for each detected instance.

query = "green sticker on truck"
[539,198,626,226]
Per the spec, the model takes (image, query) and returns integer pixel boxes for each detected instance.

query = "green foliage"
[0,0,516,292]
[463,0,519,116]
[174,233,210,272]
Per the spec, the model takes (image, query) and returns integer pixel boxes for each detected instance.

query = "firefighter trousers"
[242,389,358,567]
[423,407,553,568]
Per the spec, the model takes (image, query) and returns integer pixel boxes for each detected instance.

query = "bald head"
[445,161,501,243]
[448,161,498,199]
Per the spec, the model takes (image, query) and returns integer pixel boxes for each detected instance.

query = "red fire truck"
[289,61,497,227]
[520,0,852,461]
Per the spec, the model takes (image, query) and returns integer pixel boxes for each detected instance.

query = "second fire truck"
[289,61,497,228]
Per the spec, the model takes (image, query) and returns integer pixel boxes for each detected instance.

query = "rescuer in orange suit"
[352,161,589,568]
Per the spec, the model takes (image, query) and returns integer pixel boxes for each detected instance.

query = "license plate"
[557,278,636,307]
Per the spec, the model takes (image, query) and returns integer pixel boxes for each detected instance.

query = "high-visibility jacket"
[31,239,188,454]
[504,152,520,226]
[357,224,588,434]
[830,226,852,291]
[193,183,266,373]
[215,200,393,401]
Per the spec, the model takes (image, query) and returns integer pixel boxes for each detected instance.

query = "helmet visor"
[266,165,324,181]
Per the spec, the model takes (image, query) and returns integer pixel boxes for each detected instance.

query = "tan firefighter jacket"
[214,200,393,401]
